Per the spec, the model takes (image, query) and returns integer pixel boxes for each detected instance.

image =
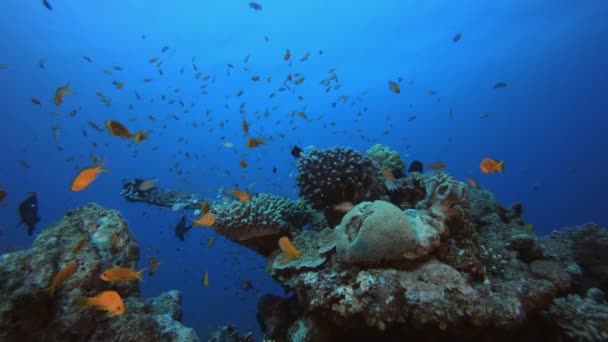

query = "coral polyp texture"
[295,146,383,210]
[365,144,406,178]
[210,193,313,256]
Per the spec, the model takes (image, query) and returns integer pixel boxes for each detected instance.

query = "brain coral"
[296,146,383,210]
[336,200,417,265]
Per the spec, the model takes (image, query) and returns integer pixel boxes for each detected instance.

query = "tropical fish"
[193,213,215,227]
[493,82,507,89]
[106,120,132,138]
[138,179,157,191]
[71,163,106,191]
[46,262,78,295]
[480,158,504,174]
[239,160,248,168]
[388,80,400,94]
[428,162,447,171]
[284,49,291,61]
[81,55,92,62]
[0,187,7,203]
[246,137,265,148]
[131,130,148,143]
[31,98,41,105]
[278,236,300,262]
[453,33,462,42]
[174,216,192,241]
[42,0,52,10]
[466,177,479,188]
[290,145,303,158]
[333,201,354,213]
[100,267,144,282]
[54,83,73,105]
[230,189,250,202]
[18,193,39,236]
[249,2,262,10]
[148,257,161,276]
[77,290,125,317]
[242,117,249,134]
[202,271,209,288]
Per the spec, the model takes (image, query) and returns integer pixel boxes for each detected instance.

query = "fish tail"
[498,161,505,173]
[137,269,146,282]
[46,283,56,296]
[75,297,91,314]
[96,162,108,173]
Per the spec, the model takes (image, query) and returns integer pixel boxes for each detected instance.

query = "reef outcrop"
[0,203,198,341]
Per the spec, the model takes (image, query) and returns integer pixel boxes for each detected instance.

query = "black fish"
[81,55,92,62]
[42,0,52,10]
[161,46,169,53]
[249,2,262,10]
[493,82,507,89]
[18,193,40,236]
[174,215,192,241]
[290,145,303,158]
[452,33,461,42]
[408,160,423,174]
[272,167,277,174]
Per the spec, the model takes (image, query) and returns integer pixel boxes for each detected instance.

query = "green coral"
[365,144,406,177]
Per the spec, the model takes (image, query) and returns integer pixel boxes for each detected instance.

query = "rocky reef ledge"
[0,203,199,341]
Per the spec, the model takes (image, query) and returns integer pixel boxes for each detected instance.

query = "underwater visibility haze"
[0,0,607,341]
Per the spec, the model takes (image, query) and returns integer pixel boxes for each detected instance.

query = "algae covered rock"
[336,200,417,265]
[0,203,199,341]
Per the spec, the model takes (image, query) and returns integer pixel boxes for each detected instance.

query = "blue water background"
[1,0,607,339]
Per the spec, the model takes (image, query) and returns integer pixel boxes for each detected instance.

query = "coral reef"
[295,146,384,210]
[257,166,589,341]
[120,178,203,210]
[0,203,198,341]
[207,324,254,342]
[545,288,608,341]
[210,193,313,256]
[365,144,406,178]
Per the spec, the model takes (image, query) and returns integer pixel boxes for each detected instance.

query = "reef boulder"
[0,203,198,341]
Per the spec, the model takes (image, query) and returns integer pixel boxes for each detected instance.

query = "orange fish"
[278,236,300,262]
[239,160,248,168]
[131,130,148,143]
[194,212,215,227]
[388,80,400,94]
[246,137,265,148]
[202,271,209,288]
[100,267,144,282]
[230,189,251,202]
[78,290,125,317]
[114,81,124,89]
[207,235,215,248]
[242,117,249,135]
[428,161,447,171]
[383,169,397,190]
[138,179,157,191]
[284,49,291,61]
[71,163,106,191]
[0,187,7,203]
[47,262,78,295]
[148,257,161,276]
[73,238,86,253]
[480,158,504,174]
[106,120,132,138]
[296,112,307,119]
[466,177,479,188]
[54,83,73,105]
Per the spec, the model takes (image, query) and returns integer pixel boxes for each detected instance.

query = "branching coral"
[211,193,313,256]
[295,146,383,210]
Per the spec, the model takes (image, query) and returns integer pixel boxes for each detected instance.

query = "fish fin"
[75,297,90,314]
[46,283,56,296]
[498,161,505,173]
[137,269,146,282]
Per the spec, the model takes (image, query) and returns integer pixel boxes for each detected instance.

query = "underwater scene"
[1,0,607,341]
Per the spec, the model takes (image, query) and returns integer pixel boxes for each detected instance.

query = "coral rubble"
[0,203,198,341]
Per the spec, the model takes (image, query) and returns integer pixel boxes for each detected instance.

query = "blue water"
[1,0,607,339]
